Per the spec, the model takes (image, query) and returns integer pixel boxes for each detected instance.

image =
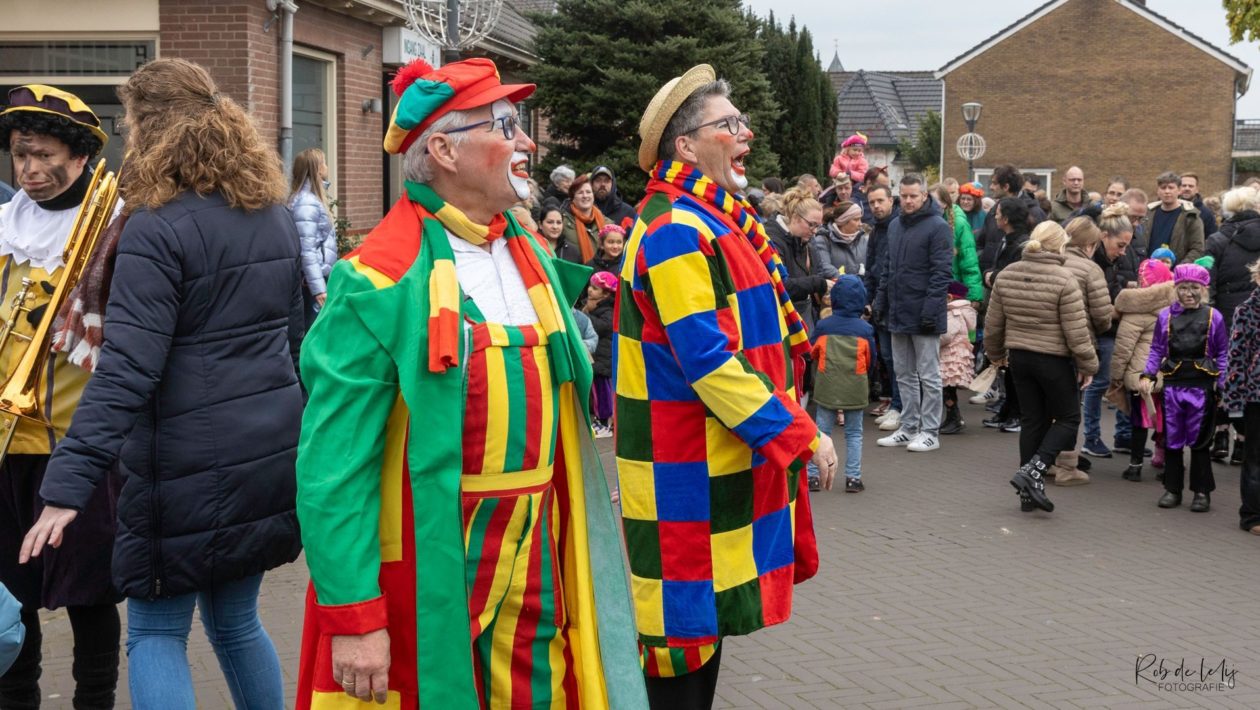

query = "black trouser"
[1129,392,1150,465]
[1241,404,1260,529]
[0,604,119,710]
[998,366,1021,419]
[1164,448,1215,495]
[1009,350,1080,465]
[645,641,723,710]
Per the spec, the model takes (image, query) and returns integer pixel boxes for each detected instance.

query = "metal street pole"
[444,0,461,64]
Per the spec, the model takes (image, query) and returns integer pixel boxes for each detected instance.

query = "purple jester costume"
[1142,264,1227,499]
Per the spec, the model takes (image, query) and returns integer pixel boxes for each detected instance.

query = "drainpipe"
[268,0,299,172]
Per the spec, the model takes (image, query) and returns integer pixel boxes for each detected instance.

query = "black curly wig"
[0,111,102,159]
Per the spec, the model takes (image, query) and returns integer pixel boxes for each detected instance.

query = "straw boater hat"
[637,64,716,173]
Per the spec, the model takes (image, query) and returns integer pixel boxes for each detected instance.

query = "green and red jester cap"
[383,57,535,156]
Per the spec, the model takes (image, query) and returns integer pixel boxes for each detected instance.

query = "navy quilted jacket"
[40,191,305,599]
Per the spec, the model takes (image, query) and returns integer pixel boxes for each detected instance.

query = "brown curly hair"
[118,58,285,213]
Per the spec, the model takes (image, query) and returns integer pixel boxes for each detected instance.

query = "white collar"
[0,190,75,271]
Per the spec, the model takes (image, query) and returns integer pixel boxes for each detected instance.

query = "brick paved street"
[31,400,1260,708]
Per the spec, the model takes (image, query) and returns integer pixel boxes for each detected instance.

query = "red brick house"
[2,0,540,233]
[937,0,1251,196]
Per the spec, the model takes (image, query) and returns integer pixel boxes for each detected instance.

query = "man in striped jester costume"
[616,65,839,708]
[294,58,645,709]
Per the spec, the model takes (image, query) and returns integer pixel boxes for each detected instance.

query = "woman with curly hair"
[22,58,304,707]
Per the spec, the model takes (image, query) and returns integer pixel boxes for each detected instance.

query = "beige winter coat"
[1063,246,1113,339]
[984,249,1099,375]
[1110,281,1176,391]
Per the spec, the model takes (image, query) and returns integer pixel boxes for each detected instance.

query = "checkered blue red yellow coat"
[614,164,820,650]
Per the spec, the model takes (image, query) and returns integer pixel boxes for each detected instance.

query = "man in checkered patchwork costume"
[616,64,839,708]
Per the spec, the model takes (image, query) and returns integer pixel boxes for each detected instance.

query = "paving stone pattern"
[31,401,1260,708]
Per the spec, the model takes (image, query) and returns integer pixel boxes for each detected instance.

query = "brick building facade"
[938,0,1251,197]
[2,0,539,234]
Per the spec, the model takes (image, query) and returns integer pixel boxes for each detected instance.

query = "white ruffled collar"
[0,190,75,272]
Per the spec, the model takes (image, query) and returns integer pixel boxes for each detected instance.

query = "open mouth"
[731,153,747,176]
[511,159,530,179]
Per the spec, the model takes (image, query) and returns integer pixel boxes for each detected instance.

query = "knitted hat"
[1173,263,1210,287]
[383,58,535,155]
[1138,259,1173,287]
[597,223,625,240]
[841,132,868,148]
[959,182,985,198]
[590,270,618,292]
[0,84,108,151]
[1150,247,1176,263]
[947,281,969,299]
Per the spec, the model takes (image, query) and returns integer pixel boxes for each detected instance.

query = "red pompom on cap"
[391,59,435,97]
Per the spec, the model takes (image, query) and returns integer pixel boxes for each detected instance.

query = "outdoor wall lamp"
[362,98,383,114]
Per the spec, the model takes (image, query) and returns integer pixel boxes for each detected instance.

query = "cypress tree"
[528,0,781,200]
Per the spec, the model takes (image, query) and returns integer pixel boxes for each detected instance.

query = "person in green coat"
[934,184,984,302]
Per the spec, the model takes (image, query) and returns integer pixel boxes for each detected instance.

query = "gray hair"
[550,164,575,186]
[658,79,732,164]
[401,109,473,184]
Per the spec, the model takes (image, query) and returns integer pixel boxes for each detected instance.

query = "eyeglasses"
[684,113,751,136]
[443,113,518,141]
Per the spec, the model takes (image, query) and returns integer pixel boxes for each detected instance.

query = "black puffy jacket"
[40,191,305,599]
[1207,211,1260,329]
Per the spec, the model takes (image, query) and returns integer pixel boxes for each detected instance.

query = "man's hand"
[1077,372,1093,390]
[332,629,391,704]
[19,505,79,564]
[316,292,327,307]
[811,435,838,491]
[1137,378,1154,396]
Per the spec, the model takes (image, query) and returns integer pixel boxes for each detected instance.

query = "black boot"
[1010,456,1054,512]
[1122,463,1142,481]
[940,403,965,435]
[1211,430,1229,461]
[1190,492,1211,512]
[1231,438,1245,466]
[1158,490,1182,508]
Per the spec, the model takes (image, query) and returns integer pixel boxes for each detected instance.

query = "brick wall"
[159,0,385,231]
[941,0,1241,196]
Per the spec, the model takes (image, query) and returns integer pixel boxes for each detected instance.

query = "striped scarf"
[405,181,572,380]
[648,161,811,358]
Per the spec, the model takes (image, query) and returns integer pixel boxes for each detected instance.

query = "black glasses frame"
[684,113,750,136]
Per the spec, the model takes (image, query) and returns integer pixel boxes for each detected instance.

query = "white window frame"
[972,167,1055,196]
[292,46,338,202]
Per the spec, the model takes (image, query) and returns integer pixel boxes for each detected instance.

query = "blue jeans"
[808,407,864,480]
[1083,336,1131,444]
[126,573,283,710]
[876,327,902,411]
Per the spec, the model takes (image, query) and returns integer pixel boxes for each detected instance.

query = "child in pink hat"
[829,132,869,184]
[583,271,619,437]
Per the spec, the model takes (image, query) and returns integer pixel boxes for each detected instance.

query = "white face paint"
[493,99,532,200]
[730,168,749,192]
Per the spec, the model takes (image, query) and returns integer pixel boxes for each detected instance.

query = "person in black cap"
[0,83,121,710]
[589,164,637,228]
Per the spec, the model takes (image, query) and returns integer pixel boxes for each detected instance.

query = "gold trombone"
[0,159,118,465]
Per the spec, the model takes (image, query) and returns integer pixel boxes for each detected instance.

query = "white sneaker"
[874,410,892,425]
[877,429,915,447]
[907,432,940,452]
[878,410,902,431]
[969,389,997,405]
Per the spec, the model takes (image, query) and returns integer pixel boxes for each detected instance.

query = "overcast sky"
[743,0,1260,117]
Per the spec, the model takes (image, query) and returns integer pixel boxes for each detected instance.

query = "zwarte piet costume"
[294,58,644,710]
[1143,264,1227,507]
